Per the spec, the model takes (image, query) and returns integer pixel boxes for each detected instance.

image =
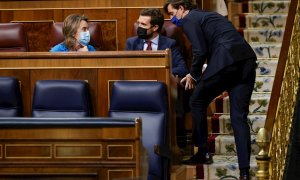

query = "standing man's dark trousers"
[190,58,257,170]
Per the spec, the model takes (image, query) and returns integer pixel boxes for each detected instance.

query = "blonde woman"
[50,14,95,52]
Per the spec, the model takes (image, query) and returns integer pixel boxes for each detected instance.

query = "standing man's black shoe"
[181,152,213,165]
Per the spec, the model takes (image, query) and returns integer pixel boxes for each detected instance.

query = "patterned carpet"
[182,0,290,179]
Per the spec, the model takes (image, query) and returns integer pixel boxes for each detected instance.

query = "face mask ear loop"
[181,9,185,19]
[174,10,178,18]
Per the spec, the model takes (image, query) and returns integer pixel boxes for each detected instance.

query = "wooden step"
[217,114,266,134]
[245,13,288,28]
[243,28,284,43]
[248,1,290,14]
[171,165,196,180]
[222,93,271,114]
[171,155,258,180]
[256,59,279,75]
[251,43,282,58]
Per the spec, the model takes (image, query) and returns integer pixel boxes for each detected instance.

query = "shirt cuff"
[187,74,197,82]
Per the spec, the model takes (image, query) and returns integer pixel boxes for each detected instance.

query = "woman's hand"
[77,45,89,51]
[180,74,195,90]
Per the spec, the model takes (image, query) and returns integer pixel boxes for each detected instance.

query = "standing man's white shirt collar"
[143,35,159,51]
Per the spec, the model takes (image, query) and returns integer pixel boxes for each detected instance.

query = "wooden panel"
[195,0,214,10]
[110,0,165,7]
[0,127,137,140]
[22,22,53,52]
[0,11,13,22]
[96,21,117,50]
[0,0,165,9]
[107,169,134,180]
[126,8,143,38]
[55,144,102,158]
[13,10,54,21]
[0,171,99,180]
[5,144,52,159]
[0,118,142,179]
[98,69,124,116]
[107,145,133,159]
[81,9,126,50]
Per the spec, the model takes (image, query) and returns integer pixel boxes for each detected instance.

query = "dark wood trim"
[196,0,213,10]
[0,51,168,59]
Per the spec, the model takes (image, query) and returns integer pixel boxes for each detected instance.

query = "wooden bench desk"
[0,50,173,117]
[0,50,181,166]
[0,117,145,180]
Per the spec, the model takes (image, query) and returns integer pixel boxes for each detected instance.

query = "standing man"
[164,1,257,180]
[126,8,189,78]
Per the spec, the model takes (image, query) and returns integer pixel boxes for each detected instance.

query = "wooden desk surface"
[0,51,170,69]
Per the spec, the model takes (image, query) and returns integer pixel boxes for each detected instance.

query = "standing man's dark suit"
[165,1,257,179]
[125,35,189,78]
[184,8,257,168]
[183,9,256,81]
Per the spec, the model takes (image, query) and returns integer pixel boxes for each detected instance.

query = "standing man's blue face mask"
[79,31,90,46]
[170,10,183,27]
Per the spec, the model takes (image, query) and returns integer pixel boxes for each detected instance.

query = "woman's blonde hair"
[63,14,88,51]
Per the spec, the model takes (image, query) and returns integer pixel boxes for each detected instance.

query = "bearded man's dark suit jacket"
[125,35,189,78]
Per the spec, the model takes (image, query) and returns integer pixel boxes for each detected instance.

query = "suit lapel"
[136,38,144,50]
[157,36,163,50]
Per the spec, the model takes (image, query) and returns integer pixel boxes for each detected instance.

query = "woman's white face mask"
[78,31,90,46]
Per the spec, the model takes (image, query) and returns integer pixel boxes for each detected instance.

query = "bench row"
[0,77,170,179]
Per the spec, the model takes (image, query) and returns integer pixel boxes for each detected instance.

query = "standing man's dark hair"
[165,0,257,180]
[163,0,197,13]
